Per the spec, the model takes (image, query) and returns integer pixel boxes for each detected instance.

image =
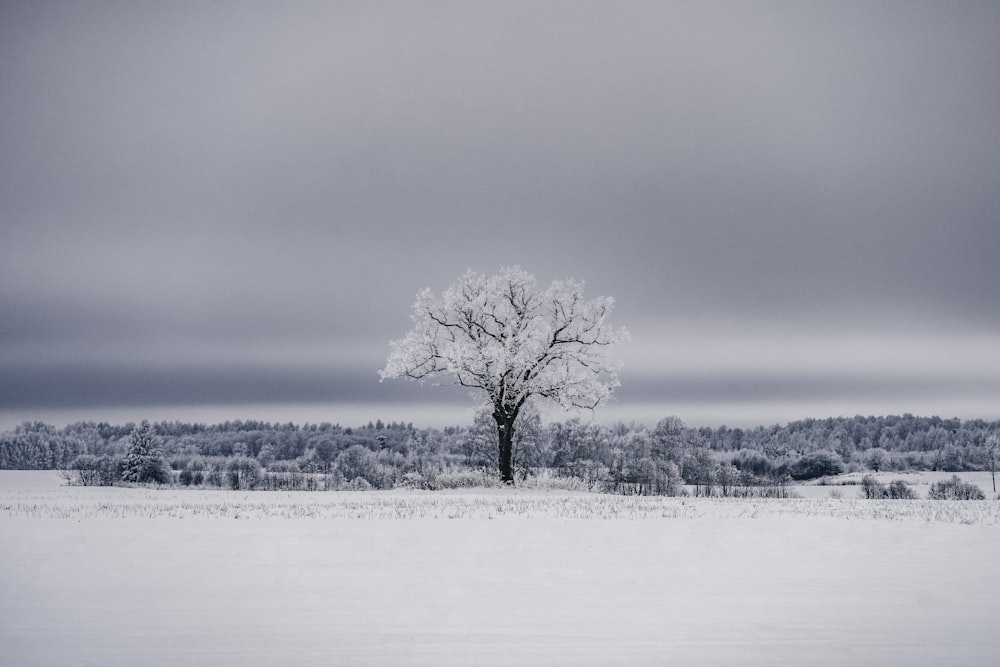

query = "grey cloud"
[617,372,1000,405]
[0,359,467,409]
[3,2,999,424]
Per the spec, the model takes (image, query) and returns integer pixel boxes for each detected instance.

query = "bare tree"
[380,266,628,484]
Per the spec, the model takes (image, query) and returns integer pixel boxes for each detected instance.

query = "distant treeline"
[2,413,997,493]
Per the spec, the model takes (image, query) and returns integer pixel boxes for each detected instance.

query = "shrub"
[397,470,436,490]
[860,475,918,499]
[886,479,918,500]
[789,451,844,481]
[860,475,885,499]
[522,470,601,492]
[928,475,986,500]
[68,454,102,486]
[68,454,123,486]
[436,469,501,489]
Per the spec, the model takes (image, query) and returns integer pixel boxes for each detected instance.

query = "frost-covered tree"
[865,447,889,473]
[380,266,629,484]
[121,420,170,484]
[652,415,688,466]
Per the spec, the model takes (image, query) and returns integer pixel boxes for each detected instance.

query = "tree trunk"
[495,413,516,485]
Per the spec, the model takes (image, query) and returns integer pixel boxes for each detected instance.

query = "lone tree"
[380,266,629,484]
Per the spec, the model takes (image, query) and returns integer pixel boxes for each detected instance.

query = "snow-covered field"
[2,472,998,665]
[795,470,997,500]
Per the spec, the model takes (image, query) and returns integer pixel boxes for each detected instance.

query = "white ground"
[795,470,998,499]
[2,471,998,666]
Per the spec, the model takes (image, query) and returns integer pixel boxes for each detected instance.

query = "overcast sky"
[2,1,999,431]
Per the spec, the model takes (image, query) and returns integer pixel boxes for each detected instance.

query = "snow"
[796,471,997,499]
[2,472,998,665]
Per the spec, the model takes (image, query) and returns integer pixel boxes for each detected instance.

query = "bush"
[397,470,437,490]
[68,454,102,486]
[860,475,918,500]
[417,469,502,490]
[927,475,986,500]
[67,454,122,486]
[393,468,505,490]
[789,451,844,481]
[860,475,885,499]
[886,479,918,500]
[522,470,602,492]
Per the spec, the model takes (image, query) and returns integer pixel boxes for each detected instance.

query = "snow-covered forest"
[3,414,997,494]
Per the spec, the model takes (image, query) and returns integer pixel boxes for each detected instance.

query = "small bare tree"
[380,267,628,484]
